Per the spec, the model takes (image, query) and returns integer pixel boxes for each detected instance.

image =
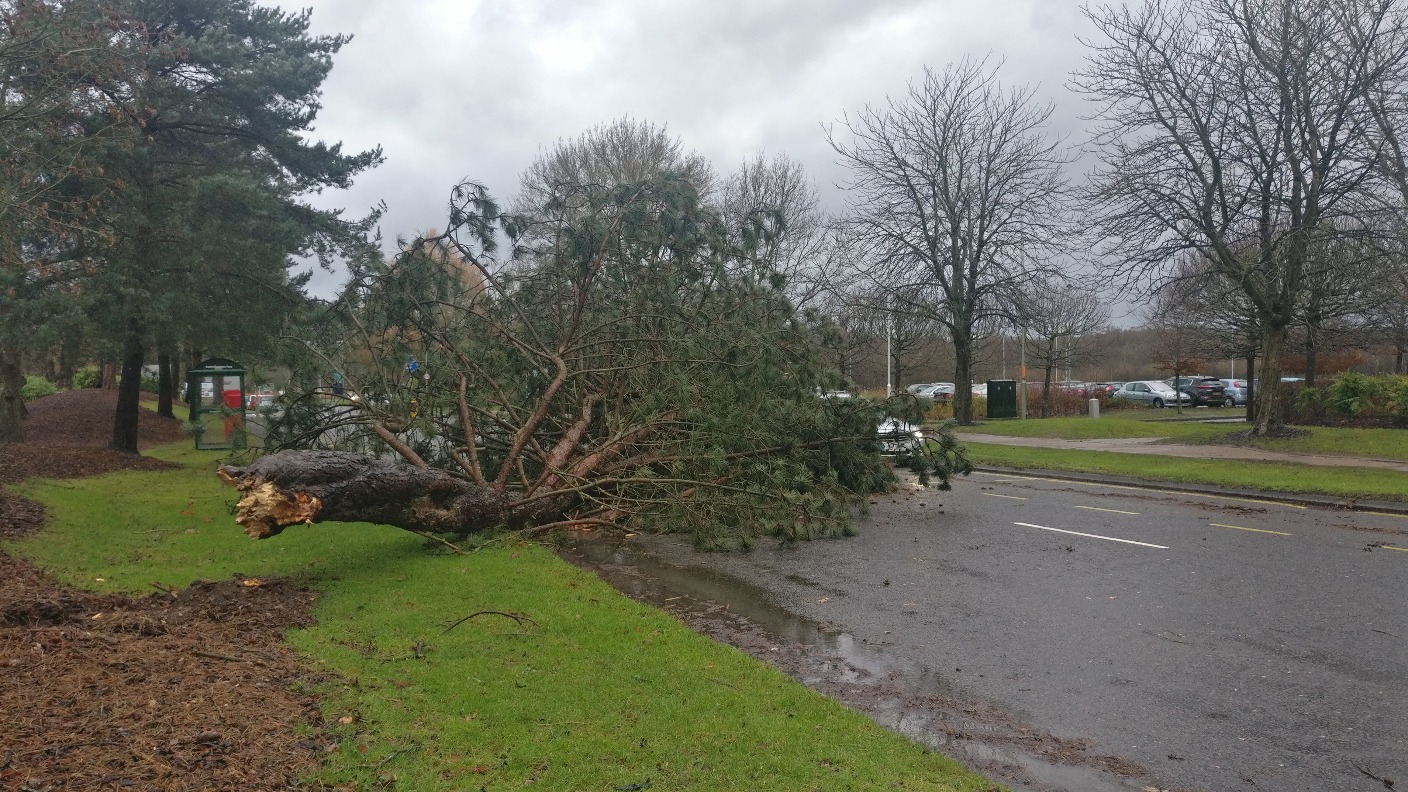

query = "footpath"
[953,431,1408,515]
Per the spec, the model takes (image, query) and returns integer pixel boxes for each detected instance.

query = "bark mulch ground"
[2,390,334,791]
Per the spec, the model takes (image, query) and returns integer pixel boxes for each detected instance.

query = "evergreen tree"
[90,0,381,452]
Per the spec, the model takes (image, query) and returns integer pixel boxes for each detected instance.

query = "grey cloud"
[295,0,1102,295]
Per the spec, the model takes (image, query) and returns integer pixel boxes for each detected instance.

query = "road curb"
[970,465,1408,516]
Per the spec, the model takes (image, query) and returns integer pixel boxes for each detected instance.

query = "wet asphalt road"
[626,472,1408,792]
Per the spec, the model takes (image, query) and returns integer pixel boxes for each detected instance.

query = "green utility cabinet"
[987,379,1017,419]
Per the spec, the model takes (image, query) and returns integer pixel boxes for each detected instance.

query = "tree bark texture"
[219,451,515,539]
[157,350,174,418]
[1245,352,1257,425]
[109,322,144,454]
[0,343,24,443]
[1253,329,1287,436]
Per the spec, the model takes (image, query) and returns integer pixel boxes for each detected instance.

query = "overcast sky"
[295,0,1116,310]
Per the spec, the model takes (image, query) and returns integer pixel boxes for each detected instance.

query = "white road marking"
[1013,522,1169,549]
[1073,505,1140,515]
[1209,522,1292,537]
[983,493,1027,501]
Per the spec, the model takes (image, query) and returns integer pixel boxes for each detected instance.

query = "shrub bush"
[924,399,953,421]
[21,375,58,402]
[1327,371,1377,416]
[140,373,160,394]
[72,365,100,389]
[1281,373,1408,426]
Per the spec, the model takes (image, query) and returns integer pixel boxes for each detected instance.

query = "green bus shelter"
[187,357,246,450]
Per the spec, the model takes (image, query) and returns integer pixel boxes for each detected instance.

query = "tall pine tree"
[93,0,380,452]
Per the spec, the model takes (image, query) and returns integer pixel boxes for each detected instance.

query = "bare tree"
[1362,246,1408,372]
[1075,0,1408,434]
[514,117,713,224]
[844,285,943,393]
[1015,279,1109,416]
[1296,233,1382,385]
[720,153,835,309]
[829,56,1073,424]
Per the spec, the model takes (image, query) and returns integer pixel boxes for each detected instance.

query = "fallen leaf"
[816,597,829,603]
[338,716,354,725]
[241,578,263,587]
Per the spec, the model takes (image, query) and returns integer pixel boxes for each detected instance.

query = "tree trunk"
[1040,364,1054,419]
[1252,327,1287,436]
[157,350,175,418]
[218,450,516,539]
[1304,322,1319,388]
[952,327,974,424]
[0,343,24,444]
[1244,351,1256,425]
[109,322,145,454]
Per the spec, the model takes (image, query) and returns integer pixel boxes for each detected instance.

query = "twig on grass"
[442,610,538,633]
[407,528,464,554]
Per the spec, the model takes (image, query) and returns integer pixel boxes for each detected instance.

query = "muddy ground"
[1,390,332,791]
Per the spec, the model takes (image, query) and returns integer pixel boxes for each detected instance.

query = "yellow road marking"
[1074,505,1141,515]
[1359,511,1408,520]
[982,493,1027,501]
[1380,544,1408,552]
[1209,522,1292,536]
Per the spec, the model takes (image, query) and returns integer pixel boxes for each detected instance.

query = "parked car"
[1166,376,1228,407]
[910,383,955,401]
[1220,378,1248,406]
[971,383,988,397]
[877,417,924,457]
[1089,382,1125,398]
[1054,381,1091,396]
[1114,380,1191,408]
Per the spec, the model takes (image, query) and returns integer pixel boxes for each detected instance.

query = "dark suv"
[1168,376,1228,407]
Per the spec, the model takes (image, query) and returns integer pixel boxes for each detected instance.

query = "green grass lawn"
[4,443,999,791]
[963,442,1408,502]
[964,414,1408,461]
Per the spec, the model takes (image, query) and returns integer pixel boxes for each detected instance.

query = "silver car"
[1220,378,1248,406]
[1114,380,1190,408]
[877,417,924,456]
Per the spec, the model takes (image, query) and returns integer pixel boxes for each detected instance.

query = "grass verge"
[963,442,1408,502]
[966,415,1408,461]
[4,445,998,791]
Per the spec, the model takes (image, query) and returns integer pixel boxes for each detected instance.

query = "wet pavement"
[561,534,1147,792]
[561,472,1408,792]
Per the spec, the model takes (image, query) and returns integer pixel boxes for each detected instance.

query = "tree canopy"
[238,123,968,549]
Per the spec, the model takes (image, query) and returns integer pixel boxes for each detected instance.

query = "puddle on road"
[561,535,1152,792]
